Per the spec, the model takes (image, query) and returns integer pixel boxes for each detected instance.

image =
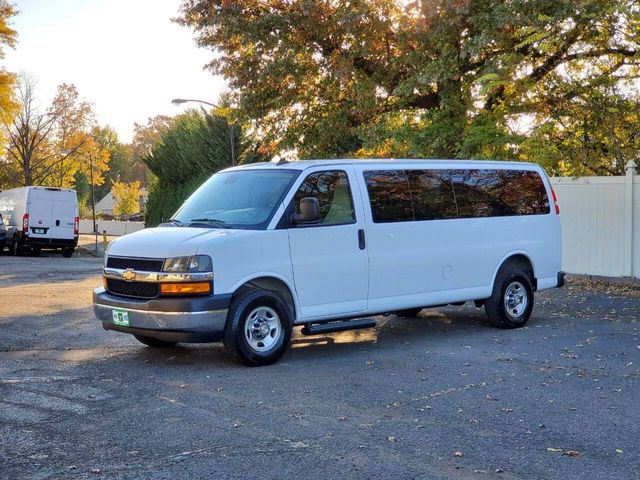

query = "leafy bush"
[143,109,266,227]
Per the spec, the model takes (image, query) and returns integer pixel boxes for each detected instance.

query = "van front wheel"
[485,267,534,329]
[223,289,292,366]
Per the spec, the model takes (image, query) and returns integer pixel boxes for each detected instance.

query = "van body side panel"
[0,187,28,232]
[197,229,295,299]
[353,164,562,313]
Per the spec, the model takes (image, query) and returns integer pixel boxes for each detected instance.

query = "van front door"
[286,168,369,320]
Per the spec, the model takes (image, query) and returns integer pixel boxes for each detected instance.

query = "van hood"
[106,226,254,259]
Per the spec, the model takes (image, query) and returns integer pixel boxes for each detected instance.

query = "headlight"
[163,255,212,272]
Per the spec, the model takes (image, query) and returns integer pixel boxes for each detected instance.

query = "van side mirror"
[291,197,319,225]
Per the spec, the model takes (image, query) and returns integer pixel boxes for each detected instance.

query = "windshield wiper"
[162,218,184,227]
[188,218,230,228]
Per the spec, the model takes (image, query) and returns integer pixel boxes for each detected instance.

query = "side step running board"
[301,318,376,336]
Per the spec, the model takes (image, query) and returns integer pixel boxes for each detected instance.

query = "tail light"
[74,217,79,236]
[22,213,29,233]
[551,187,560,215]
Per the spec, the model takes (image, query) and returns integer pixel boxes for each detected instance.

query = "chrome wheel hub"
[504,281,528,319]
[245,306,281,352]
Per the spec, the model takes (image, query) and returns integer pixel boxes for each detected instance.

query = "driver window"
[293,170,355,225]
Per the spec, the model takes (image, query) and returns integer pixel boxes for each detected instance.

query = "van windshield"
[172,169,299,229]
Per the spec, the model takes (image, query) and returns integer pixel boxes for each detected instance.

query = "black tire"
[485,265,534,329]
[0,242,4,255]
[62,247,74,258]
[11,236,22,256]
[134,335,177,348]
[394,308,423,318]
[223,289,293,367]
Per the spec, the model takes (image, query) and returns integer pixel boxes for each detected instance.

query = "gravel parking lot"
[0,254,639,480]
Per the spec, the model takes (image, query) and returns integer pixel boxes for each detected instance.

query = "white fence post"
[624,160,636,277]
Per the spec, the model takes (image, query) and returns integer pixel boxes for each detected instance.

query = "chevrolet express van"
[0,186,79,257]
[94,159,564,366]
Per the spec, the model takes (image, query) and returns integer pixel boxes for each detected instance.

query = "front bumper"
[93,288,232,343]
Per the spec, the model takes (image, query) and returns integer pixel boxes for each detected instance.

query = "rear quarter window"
[450,169,550,218]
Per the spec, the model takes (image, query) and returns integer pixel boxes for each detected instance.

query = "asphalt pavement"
[0,253,638,480]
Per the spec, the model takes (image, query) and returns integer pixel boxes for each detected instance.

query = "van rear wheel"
[485,266,534,329]
[11,237,22,256]
[223,289,292,366]
[62,247,74,258]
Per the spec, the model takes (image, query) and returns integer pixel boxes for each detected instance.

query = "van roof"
[0,186,76,194]
[223,158,542,172]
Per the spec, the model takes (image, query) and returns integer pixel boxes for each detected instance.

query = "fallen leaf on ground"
[453,451,464,457]
[546,447,563,453]
[563,450,580,457]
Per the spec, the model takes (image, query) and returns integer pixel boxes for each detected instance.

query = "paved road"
[0,254,638,480]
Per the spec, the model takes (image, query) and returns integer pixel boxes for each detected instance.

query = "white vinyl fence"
[550,160,639,279]
[79,219,145,236]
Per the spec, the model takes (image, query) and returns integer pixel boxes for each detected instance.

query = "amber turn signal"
[160,282,211,294]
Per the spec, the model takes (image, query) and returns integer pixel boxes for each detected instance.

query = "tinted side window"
[407,170,457,220]
[450,169,550,218]
[364,170,414,223]
[293,170,355,225]
[506,170,550,215]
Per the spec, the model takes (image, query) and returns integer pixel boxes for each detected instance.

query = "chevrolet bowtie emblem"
[122,269,136,281]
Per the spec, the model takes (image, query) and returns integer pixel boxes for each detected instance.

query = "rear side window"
[293,170,355,225]
[450,169,550,218]
[363,167,550,223]
[363,170,414,223]
[407,170,457,220]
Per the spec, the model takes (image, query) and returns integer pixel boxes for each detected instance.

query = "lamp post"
[171,98,235,166]
[88,151,98,252]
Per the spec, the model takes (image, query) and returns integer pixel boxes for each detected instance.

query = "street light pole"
[89,152,97,252]
[171,98,235,166]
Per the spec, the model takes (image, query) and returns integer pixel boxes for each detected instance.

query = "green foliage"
[143,109,267,227]
[178,0,640,173]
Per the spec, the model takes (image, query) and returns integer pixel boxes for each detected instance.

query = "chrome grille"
[106,256,164,272]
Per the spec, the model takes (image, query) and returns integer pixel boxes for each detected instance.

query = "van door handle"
[358,229,366,250]
[56,220,60,226]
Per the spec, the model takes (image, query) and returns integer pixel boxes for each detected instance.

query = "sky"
[5,0,226,143]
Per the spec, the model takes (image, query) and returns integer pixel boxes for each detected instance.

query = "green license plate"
[112,309,130,327]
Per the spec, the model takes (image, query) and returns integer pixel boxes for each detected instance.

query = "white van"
[0,186,79,257]
[93,159,564,366]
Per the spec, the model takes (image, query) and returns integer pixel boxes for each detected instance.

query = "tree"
[2,75,109,188]
[0,1,17,138]
[143,108,267,226]
[91,125,135,200]
[178,0,640,173]
[112,180,142,217]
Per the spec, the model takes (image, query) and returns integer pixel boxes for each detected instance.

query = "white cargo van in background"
[0,186,79,257]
